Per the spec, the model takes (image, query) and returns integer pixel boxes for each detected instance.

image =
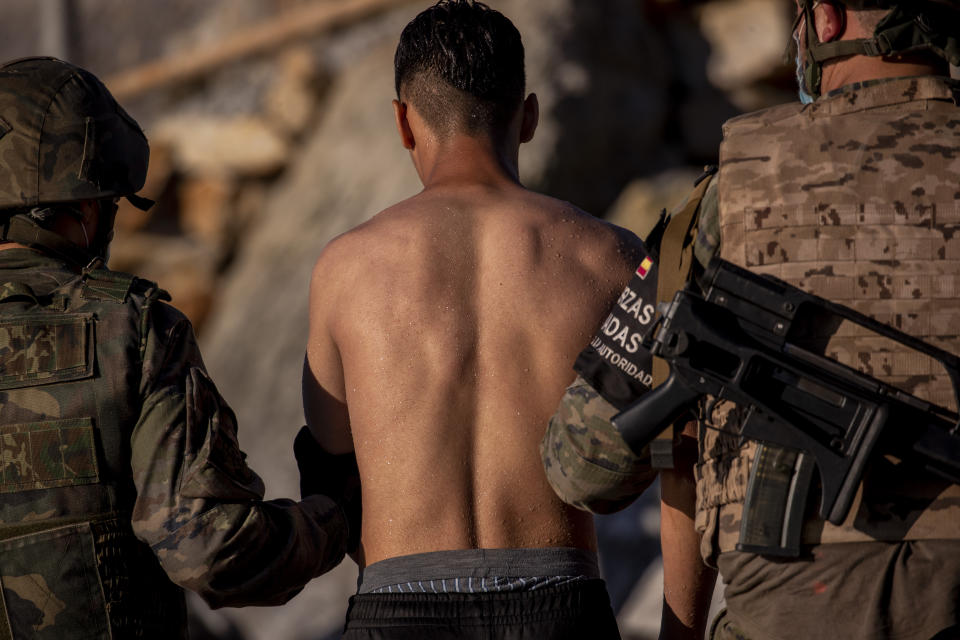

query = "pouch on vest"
[0,281,100,496]
[0,524,110,640]
[0,280,93,389]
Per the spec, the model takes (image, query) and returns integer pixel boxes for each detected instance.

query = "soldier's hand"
[294,426,362,553]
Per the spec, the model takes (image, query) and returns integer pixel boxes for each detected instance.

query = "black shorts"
[342,578,621,640]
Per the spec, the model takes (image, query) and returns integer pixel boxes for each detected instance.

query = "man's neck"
[820,55,949,94]
[417,134,522,191]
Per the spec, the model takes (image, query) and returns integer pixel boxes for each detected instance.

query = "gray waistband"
[357,547,600,594]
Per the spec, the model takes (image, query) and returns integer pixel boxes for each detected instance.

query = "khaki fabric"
[694,76,960,562]
[717,76,960,407]
[717,540,960,640]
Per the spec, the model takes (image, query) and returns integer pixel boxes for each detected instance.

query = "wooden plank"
[106,0,417,100]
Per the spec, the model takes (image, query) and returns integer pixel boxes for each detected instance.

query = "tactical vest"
[696,76,960,560]
[0,252,187,639]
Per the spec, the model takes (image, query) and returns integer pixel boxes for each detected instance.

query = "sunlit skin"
[303,91,642,567]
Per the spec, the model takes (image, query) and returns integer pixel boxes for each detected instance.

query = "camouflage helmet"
[794,0,960,99]
[0,57,152,211]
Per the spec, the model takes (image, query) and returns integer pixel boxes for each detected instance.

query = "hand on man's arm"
[130,305,350,608]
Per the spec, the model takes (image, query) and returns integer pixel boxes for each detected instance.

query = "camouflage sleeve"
[129,301,348,609]
[540,376,658,514]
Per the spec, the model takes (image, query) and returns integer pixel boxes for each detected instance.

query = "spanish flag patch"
[636,256,654,280]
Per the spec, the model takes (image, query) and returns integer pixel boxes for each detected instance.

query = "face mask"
[794,27,816,104]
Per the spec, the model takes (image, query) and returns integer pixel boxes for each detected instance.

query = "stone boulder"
[153,115,290,178]
[698,0,796,111]
[606,167,705,240]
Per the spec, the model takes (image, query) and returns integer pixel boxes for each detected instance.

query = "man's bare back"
[314,6,635,636]
[305,177,640,565]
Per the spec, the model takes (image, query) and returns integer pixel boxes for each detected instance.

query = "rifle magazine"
[736,444,815,557]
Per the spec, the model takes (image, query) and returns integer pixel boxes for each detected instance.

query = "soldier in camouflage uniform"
[0,57,359,639]
[542,2,960,639]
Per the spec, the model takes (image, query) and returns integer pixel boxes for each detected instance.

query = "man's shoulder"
[317,188,643,277]
[526,190,643,246]
[527,193,647,294]
[312,204,407,275]
[308,204,412,306]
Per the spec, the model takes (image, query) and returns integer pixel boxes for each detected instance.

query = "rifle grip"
[612,371,701,461]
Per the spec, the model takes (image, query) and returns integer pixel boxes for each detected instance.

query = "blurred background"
[1,0,800,637]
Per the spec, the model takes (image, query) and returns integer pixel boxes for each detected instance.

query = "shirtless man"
[302,2,653,637]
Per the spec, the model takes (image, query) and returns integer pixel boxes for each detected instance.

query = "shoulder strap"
[80,263,167,305]
[653,166,717,386]
[81,266,138,303]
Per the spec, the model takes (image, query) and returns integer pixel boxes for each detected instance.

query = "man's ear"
[519,93,539,144]
[393,99,415,150]
[812,0,846,43]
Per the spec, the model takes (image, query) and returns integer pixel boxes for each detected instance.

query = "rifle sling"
[655,168,715,383]
[651,168,716,465]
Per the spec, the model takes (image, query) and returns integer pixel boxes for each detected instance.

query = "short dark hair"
[394,0,525,138]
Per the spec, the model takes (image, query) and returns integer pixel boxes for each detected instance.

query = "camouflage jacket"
[542,76,960,545]
[0,250,348,640]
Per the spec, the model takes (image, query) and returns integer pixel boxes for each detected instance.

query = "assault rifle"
[612,258,960,555]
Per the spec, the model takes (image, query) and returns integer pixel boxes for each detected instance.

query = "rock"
[108,233,217,331]
[606,167,705,240]
[229,180,269,249]
[649,10,743,162]
[152,114,290,178]
[698,0,794,110]
[505,0,674,214]
[178,175,235,249]
[263,46,327,138]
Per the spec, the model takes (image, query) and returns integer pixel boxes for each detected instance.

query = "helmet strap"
[802,2,960,98]
[0,213,100,268]
[799,0,848,100]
